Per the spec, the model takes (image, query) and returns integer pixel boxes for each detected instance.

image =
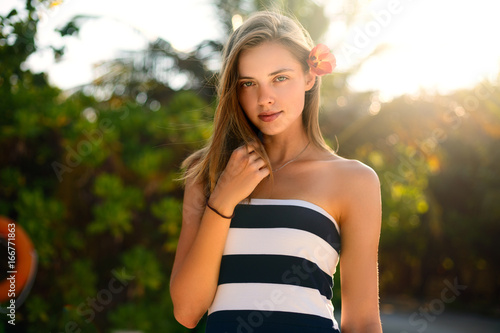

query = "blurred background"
[0,0,499,332]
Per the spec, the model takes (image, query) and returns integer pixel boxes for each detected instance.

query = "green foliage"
[0,2,214,330]
[107,289,189,333]
[119,246,162,293]
[89,173,144,238]
[152,197,183,252]
[58,259,98,305]
[327,85,500,308]
[14,188,64,266]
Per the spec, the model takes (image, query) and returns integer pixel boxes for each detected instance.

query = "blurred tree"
[213,0,330,41]
[1,1,209,331]
[330,86,500,313]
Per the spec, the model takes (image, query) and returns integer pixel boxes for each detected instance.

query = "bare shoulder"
[314,151,379,187]
[330,155,380,190]
[314,154,381,224]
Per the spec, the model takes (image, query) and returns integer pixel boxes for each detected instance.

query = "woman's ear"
[305,71,316,91]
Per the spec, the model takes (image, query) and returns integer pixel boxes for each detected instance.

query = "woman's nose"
[257,84,275,106]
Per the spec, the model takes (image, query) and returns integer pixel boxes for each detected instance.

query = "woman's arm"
[338,161,382,333]
[170,144,269,328]
[169,176,232,328]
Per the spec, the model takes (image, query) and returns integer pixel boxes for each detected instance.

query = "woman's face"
[237,42,315,138]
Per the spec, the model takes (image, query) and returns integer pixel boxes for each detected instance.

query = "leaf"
[7,9,18,19]
[56,15,99,37]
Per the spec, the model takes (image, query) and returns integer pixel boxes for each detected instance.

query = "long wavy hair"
[182,11,333,197]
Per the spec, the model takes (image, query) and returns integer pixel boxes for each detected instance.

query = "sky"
[2,0,500,100]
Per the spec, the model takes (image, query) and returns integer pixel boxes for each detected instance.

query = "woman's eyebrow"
[268,68,294,76]
[238,68,295,80]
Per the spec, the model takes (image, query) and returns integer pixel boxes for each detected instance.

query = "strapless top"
[206,199,341,333]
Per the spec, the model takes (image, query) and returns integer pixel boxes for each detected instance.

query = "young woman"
[170,11,382,333]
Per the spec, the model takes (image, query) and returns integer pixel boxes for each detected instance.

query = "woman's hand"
[170,142,269,328]
[209,143,270,216]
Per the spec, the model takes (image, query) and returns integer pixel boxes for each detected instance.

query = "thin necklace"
[272,142,310,172]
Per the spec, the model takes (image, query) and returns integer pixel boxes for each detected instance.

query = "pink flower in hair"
[307,44,336,76]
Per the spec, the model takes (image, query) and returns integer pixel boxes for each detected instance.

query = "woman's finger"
[246,143,256,154]
[248,150,262,163]
[252,158,267,170]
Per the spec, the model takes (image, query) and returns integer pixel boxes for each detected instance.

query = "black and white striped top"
[206,198,341,333]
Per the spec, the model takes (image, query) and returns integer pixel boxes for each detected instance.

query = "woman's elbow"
[173,306,201,329]
[170,279,212,328]
[171,292,206,329]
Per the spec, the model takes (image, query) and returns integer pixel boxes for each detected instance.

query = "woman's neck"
[262,131,310,168]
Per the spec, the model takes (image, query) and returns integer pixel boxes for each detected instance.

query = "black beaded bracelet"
[206,200,235,219]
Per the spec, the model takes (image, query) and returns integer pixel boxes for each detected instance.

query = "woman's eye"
[241,81,253,87]
[276,76,287,82]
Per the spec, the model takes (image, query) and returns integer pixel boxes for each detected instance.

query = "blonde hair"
[182,11,333,196]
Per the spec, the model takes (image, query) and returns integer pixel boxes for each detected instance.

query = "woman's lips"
[258,111,282,122]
